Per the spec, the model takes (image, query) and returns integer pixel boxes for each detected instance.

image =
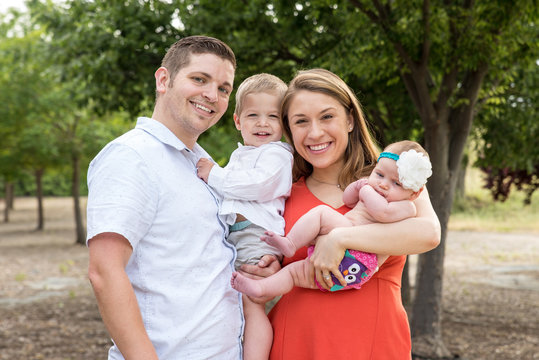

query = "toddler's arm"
[342,178,368,208]
[359,184,417,222]
[196,158,215,183]
[207,146,293,202]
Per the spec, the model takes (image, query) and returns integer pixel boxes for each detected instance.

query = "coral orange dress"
[268,178,411,360]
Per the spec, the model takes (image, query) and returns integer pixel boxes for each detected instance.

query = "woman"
[265,69,440,359]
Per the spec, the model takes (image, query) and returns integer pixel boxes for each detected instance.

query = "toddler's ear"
[409,187,424,201]
[233,113,241,131]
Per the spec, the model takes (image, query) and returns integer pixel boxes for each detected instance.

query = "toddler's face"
[367,158,416,202]
[234,92,283,147]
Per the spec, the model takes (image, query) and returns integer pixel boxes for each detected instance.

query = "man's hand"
[196,158,214,183]
[239,254,281,304]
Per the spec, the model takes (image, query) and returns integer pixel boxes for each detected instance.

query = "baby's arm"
[360,184,417,222]
[342,178,369,208]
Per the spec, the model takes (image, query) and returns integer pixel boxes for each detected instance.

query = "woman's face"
[287,90,353,172]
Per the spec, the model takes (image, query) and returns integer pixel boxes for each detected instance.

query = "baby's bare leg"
[262,205,353,257]
[231,260,317,298]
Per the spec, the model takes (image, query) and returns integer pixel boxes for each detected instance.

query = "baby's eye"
[394,182,401,187]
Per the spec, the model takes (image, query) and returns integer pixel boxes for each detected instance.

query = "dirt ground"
[0,197,538,360]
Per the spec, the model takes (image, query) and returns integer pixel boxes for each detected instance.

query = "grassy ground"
[448,168,539,233]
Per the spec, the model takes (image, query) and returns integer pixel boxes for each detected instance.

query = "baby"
[231,140,432,297]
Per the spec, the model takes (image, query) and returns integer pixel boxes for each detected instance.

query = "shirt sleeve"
[207,145,293,202]
[86,143,159,249]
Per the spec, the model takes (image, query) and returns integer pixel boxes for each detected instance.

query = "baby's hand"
[196,158,214,183]
[356,178,369,189]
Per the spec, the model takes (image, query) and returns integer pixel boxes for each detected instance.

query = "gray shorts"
[227,222,282,270]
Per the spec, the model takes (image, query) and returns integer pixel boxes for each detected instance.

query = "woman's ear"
[347,111,354,133]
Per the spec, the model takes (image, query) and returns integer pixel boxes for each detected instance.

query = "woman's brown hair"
[281,68,379,188]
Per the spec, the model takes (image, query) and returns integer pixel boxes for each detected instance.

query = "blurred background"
[0,1,537,359]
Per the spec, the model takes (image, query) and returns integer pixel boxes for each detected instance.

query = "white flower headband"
[377,149,432,192]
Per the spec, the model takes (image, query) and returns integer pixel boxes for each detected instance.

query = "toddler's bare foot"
[230,272,265,298]
[260,231,297,257]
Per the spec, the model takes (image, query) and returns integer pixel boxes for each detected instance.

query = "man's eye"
[219,87,230,95]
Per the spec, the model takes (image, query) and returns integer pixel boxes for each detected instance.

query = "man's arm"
[359,184,417,222]
[88,233,158,360]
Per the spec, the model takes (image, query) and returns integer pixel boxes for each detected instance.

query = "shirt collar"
[135,117,206,156]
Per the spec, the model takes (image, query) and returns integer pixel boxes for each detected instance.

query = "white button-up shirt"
[86,117,243,360]
[207,141,293,235]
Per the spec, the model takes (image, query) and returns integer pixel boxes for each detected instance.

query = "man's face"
[156,53,235,148]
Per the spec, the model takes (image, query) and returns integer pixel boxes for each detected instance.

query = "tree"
[474,57,539,204]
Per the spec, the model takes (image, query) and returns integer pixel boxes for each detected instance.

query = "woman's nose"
[308,121,324,139]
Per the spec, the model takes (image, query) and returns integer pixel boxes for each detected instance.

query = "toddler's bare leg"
[242,296,272,360]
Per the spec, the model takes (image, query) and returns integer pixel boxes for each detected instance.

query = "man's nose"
[202,84,218,103]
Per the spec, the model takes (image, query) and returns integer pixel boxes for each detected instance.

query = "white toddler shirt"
[207,141,293,235]
[86,117,243,360]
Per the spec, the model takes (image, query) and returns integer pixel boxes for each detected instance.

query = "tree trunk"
[3,181,14,223]
[72,154,86,245]
[455,153,468,200]
[401,256,411,307]
[6,181,14,209]
[35,169,44,231]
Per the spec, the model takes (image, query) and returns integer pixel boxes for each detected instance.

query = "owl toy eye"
[345,274,357,283]
[348,263,361,274]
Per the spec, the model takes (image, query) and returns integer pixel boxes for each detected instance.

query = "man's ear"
[409,187,424,201]
[155,67,169,95]
[233,113,241,131]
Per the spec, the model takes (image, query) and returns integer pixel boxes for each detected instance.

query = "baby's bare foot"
[260,231,297,257]
[230,272,264,298]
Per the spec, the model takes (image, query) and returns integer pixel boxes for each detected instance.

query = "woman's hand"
[310,230,347,290]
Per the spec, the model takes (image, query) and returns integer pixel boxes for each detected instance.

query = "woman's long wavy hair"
[281,68,379,188]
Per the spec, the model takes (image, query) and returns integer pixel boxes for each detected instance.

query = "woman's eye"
[321,114,333,120]
[193,77,204,83]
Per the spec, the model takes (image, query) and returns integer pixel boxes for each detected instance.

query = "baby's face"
[367,158,416,202]
[234,92,283,147]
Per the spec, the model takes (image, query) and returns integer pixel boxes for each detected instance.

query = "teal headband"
[378,151,399,162]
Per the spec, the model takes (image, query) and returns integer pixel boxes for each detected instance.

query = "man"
[87,36,257,359]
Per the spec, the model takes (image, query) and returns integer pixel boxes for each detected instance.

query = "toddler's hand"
[196,158,214,183]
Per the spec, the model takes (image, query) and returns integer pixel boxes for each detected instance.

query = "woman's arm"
[309,188,440,286]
